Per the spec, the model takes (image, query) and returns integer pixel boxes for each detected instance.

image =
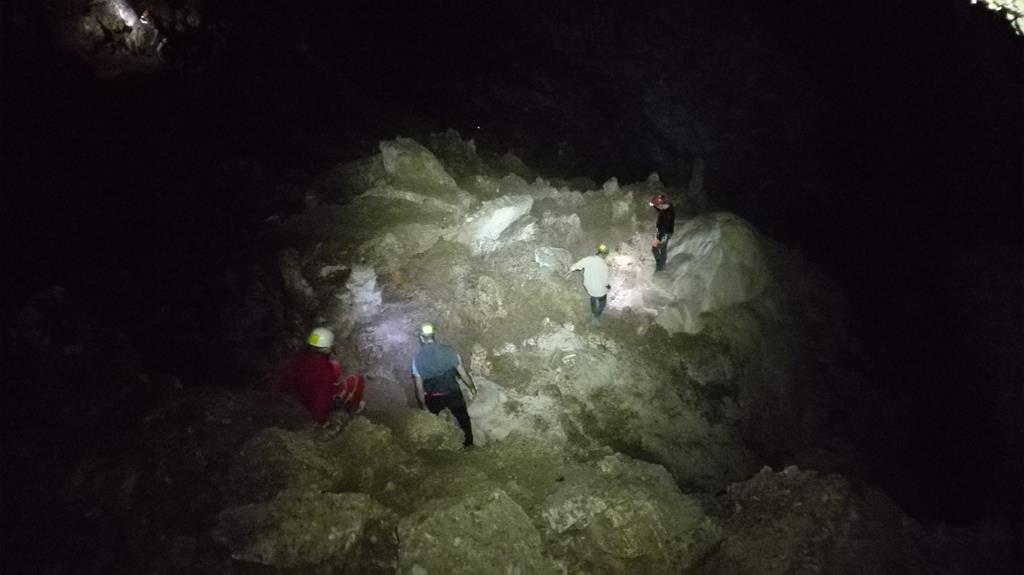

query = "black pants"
[425,393,474,447]
[652,234,671,270]
[590,295,607,317]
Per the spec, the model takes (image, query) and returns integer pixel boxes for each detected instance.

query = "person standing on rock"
[280,327,365,424]
[650,194,676,272]
[566,244,611,326]
[412,323,477,447]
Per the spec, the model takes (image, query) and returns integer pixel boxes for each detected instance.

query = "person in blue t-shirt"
[411,322,478,447]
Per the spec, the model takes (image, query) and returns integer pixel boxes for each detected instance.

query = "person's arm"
[456,359,477,397]
[565,258,584,279]
[335,375,353,403]
[342,374,366,414]
[412,373,426,409]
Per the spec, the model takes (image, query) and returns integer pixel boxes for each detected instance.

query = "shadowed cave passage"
[2,0,1021,573]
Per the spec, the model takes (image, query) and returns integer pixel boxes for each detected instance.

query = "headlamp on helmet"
[308,327,334,349]
[418,323,435,340]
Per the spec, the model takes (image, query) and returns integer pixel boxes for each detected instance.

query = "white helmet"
[307,327,334,349]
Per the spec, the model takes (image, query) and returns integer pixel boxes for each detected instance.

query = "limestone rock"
[225,427,344,506]
[502,214,538,245]
[540,454,721,573]
[398,488,557,575]
[344,265,383,320]
[697,466,985,575]
[455,194,534,254]
[334,418,423,510]
[424,128,486,182]
[385,408,465,453]
[380,137,459,191]
[146,388,308,468]
[976,0,1024,35]
[534,246,573,273]
[278,249,315,310]
[539,211,583,245]
[358,184,469,217]
[656,212,769,334]
[214,490,396,572]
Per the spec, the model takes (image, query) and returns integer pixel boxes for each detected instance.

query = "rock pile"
[52,131,996,573]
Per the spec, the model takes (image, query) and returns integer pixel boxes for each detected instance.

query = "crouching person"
[281,327,364,423]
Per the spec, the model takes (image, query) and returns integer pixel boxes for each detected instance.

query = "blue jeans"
[590,295,607,317]
[652,234,671,270]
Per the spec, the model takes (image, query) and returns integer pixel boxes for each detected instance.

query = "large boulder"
[397,488,557,575]
[224,427,345,506]
[534,246,573,273]
[465,324,755,490]
[333,418,424,511]
[539,454,721,574]
[656,212,770,334]
[697,466,986,575]
[381,408,465,453]
[455,194,534,254]
[380,137,460,192]
[214,490,397,572]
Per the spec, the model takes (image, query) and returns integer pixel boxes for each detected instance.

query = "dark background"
[2,0,1021,541]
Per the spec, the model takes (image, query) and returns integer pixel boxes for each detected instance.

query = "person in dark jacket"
[649,194,675,271]
[411,323,478,447]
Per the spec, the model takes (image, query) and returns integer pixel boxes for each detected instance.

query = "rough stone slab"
[398,488,556,574]
[224,427,344,506]
[534,246,573,272]
[214,490,396,571]
[657,212,769,334]
[455,195,534,254]
[380,138,460,191]
[539,455,721,573]
[386,408,464,453]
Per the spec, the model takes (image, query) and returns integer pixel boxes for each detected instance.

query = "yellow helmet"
[597,243,609,254]
[307,327,334,349]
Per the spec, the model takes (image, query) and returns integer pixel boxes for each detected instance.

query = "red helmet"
[649,194,667,207]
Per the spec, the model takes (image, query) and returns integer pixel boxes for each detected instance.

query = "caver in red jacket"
[280,348,343,424]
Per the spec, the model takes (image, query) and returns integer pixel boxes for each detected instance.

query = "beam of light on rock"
[109,0,139,27]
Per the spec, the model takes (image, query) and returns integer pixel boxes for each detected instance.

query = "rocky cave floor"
[8,132,1016,574]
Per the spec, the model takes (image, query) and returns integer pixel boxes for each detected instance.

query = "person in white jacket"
[566,244,611,325]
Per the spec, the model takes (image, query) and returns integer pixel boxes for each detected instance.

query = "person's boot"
[590,315,601,327]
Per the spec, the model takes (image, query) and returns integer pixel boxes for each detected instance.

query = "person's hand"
[605,284,611,290]
[651,239,660,247]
